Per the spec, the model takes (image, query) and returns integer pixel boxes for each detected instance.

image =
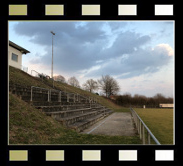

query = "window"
[12,53,18,62]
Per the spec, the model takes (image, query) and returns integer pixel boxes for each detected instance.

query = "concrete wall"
[8,45,22,69]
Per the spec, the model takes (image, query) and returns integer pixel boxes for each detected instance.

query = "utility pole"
[51,31,55,87]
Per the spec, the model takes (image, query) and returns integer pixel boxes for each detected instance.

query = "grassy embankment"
[134,108,173,144]
[9,66,140,144]
[9,66,124,111]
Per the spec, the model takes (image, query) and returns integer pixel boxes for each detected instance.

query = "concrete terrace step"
[36,103,100,108]
[38,105,104,112]
[54,109,106,126]
[13,92,88,104]
[9,84,31,91]
[9,83,114,132]
[105,109,113,114]
[10,84,64,103]
[45,107,92,117]
[68,113,108,132]
[21,95,64,102]
[28,101,63,106]
[45,106,105,117]
[9,84,97,105]
[26,100,100,107]
[40,105,91,112]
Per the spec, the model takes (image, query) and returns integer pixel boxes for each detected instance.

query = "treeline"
[53,74,120,97]
[113,93,173,108]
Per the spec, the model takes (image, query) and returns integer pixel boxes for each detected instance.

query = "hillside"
[9,66,122,111]
[9,66,141,144]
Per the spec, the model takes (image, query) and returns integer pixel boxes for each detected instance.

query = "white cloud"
[154,44,174,57]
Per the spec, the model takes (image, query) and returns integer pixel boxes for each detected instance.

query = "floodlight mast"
[51,31,55,87]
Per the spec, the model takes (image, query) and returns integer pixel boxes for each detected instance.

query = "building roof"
[9,40,30,54]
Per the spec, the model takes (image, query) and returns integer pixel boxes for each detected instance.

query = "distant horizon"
[9,21,174,98]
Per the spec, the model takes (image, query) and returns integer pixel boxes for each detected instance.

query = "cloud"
[12,21,173,79]
[98,31,151,61]
[13,22,107,46]
[153,44,174,57]
[86,44,174,78]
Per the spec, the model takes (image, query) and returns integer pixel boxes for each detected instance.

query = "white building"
[159,103,174,108]
[8,41,30,69]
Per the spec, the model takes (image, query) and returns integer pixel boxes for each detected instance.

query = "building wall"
[159,104,174,108]
[8,45,22,69]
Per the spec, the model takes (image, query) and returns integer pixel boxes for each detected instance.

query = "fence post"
[74,94,75,103]
[67,93,69,102]
[135,115,137,127]
[59,91,61,102]
[50,89,51,102]
[148,132,151,144]
[90,97,91,108]
[137,118,139,134]
[130,108,161,145]
[140,121,142,139]
[139,119,141,134]
[30,87,33,101]
[48,90,50,102]
[142,126,145,144]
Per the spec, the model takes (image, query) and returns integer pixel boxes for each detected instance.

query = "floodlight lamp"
[51,31,55,35]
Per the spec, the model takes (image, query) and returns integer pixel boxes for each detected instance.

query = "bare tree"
[98,75,120,97]
[53,75,66,83]
[154,93,166,105]
[68,76,80,88]
[83,79,98,93]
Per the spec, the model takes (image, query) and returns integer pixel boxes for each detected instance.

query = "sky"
[9,21,174,97]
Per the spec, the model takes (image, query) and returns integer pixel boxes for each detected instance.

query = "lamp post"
[51,31,55,87]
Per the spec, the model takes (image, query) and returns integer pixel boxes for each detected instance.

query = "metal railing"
[130,108,161,145]
[30,86,50,102]
[49,89,62,102]
[21,65,28,73]
[30,86,99,104]
[31,70,50,81]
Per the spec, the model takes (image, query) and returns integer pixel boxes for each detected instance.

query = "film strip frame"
[1,0,181,166]
[7,3,174,17]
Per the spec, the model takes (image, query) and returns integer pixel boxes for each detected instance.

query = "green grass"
[9,93,141,144]
[9,66,52,89]
[9,66,141,144]
[134,108,173,144]
[114,108,130,112]
[9,66,122,111]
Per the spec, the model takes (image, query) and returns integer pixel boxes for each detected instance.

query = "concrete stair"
[38,104,95,112]
[69,114,106,132]
[9,83,113,132]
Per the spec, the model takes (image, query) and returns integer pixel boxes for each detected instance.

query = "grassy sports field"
[134,108,174,144]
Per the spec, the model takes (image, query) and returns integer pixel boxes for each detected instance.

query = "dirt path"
[82,112,137,136]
